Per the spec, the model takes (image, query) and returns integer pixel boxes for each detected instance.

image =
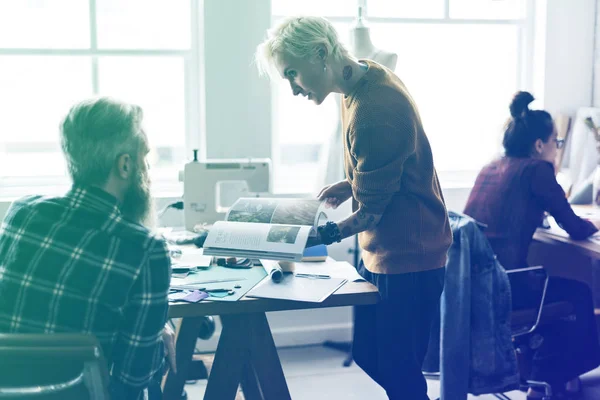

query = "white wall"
[538,0,596,114]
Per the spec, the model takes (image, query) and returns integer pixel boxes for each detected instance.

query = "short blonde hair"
[255,16,350,78]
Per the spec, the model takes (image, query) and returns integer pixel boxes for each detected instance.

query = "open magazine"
[203,197,328,261]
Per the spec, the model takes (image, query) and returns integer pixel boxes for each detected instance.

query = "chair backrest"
[506,266,549,337]
[0,334,110,400]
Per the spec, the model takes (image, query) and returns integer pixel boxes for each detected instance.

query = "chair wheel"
[198,316,216,340]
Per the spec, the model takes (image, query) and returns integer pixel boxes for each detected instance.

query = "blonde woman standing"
[257,17,451,400]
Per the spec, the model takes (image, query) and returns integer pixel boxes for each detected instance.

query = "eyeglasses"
[554,137,565,149]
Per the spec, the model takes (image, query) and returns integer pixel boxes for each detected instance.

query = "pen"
[295,273,331,279]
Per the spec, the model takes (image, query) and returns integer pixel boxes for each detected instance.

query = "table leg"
[203,315,250,400]
[243,313,290,400]
[162,317,204,400]
[240,362,263,400]
[205,313,291,400]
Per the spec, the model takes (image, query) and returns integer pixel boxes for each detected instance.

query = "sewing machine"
[182,155,272,230]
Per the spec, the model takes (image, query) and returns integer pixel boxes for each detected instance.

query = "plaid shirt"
[464,157,597,269]
[0,186,171,391]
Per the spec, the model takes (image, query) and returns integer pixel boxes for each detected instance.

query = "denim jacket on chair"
[425,211,519,399]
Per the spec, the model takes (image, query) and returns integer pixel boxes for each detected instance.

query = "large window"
[271,0,533,193]
[0,0,199,197]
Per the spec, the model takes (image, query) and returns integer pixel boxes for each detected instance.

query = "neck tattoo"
[343,65,353,81]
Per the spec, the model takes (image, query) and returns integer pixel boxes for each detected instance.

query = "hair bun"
[509,91,535,118]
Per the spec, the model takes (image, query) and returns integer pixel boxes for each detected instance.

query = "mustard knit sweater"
[342,60,452,274]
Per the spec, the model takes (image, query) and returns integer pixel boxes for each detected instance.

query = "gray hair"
[60,97,145,186]
[255,16,350,78]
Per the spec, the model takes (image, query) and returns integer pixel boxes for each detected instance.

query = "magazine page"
[203,221,312,260]
[226,197,326,228]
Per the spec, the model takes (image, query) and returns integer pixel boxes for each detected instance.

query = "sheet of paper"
[293,258,365,282]
[246,273,347,303]
[171,247,213,268]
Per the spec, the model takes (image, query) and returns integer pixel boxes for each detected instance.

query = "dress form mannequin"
[350,7,398,70]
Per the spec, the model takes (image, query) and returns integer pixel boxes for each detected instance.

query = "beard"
[120,165,156,229]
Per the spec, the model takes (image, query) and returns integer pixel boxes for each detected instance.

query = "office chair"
[0,333,110,399]
[495,266,574,400]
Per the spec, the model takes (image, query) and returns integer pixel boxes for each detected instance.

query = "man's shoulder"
[9,193,168,255]
[113,224,170,285]
[4,194,68,226]
[112,219,169,254]
[4,193,169,253]
[10,194,64,209]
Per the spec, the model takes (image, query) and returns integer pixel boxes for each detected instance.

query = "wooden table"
[530,206,600,305]
[161,280,379,400]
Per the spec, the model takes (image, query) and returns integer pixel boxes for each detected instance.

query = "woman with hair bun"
[465,91,600,398]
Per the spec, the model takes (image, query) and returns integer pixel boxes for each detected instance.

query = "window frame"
[270,0,537,193]
[0,0,203,198]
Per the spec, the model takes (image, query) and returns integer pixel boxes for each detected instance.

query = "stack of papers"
[246,258,364,303]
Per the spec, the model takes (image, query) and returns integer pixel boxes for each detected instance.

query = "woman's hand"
[317,180,352,209]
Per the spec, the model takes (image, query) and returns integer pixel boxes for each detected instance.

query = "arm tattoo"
[367,215,375,227]
[343,66,353,81]
[353,218,359,226]
[342,226,353,238]
[357,209,366,219]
